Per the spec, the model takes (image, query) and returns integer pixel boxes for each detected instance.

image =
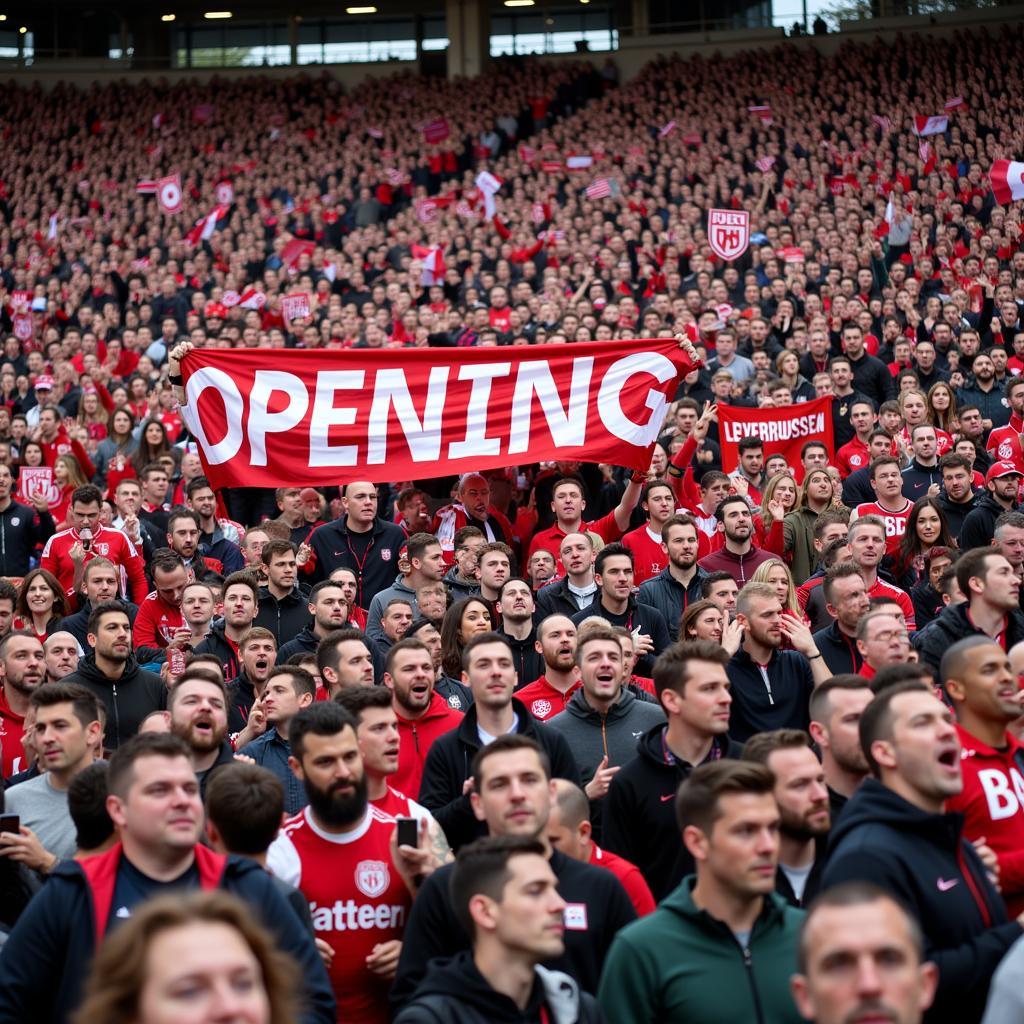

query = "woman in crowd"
[439,597,495,682]
[50,453,90,527]
[892,496,957,591]
[13,568,68,643]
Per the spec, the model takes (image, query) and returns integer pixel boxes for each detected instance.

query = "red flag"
[238,289,266,310]
[718,396,834,483]
[157,174,182,214]
[281,239,315,268]
[422,118,450,144]
[991,160,1024,205]
[913,115,948,137]
[281,292,311,322]
[178,338,699,489]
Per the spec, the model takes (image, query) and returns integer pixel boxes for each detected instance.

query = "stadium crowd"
[1,22,1024,1024]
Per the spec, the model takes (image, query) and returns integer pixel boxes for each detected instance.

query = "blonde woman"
[759,471,798,559]
[751,557,807,623]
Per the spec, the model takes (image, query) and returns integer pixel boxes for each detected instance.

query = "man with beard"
[498,578,543,685]
[316,626,376,696]
[0,633,46,777]
[225,626,277,736]
[0,731,335,1024]
[743,730,831,908]
[383,638,463,798]
[238,666,316,814]
[822,682,1024,1023]
[726,583,829,743]
[698,496,775,586]
[132,549,191,655]
[64,601,165,750]
[267,702,435,1024]
[638,515,707,642]
[808,676,873,820]
[277,581,351,663]
[56,557,132,655]
[960,461,1022,552]
[535,533,597,620]
[335,684,452,865]
[254,540,312,647]
[194,571,259,680]
[516,615,581,721]
[168,674,235,798]
[937,453,980,537]
[43,631,80,684]
[406,618,472,711]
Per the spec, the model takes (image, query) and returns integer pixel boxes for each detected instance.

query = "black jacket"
[443,566,481,603]
[637,567,707,641]
[391,851,635,1012]
[57,598,140,655]
[602,724,742,901]
[194,622,242,680]
[849,351,895,407]
[725,647,816,743]
[901,459,941,503]
[811,621,864,676]
[277,624,319,663]
[841,464,877,507]
[64,652,166,749]
[0,845,335,1024]
[394,955,603,1024]
[775,834,827,909]
[937,491,979,539]
[501,628,544,687]
[226,671,258,733]
[535,576,590,620]
[960,493,1016,551]
[306,514,406,607]
[0,499,54,576]
[910,579,946,632]
[254,585,311,647]
[822,778,1022,1023]
[570,597,670,677]
[418,697,581,851]
[913,601,1024,674]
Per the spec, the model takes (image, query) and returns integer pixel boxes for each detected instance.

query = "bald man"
[44,631,80,684]
[433,473,517,567]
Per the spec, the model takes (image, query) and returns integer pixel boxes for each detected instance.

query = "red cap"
[34,374,54,391]
[205,302,228,319]
[986,461,1022,483]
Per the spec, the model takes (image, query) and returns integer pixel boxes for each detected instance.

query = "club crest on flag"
[215,181,234,206]
[157,174,182,215]
[707,208,750,262]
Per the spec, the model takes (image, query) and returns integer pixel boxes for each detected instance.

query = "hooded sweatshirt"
[823,777,1022,1023]
[597,877,805,1024]
[545,687,665,788]
[392,691,463,798]
[63,653,166,749]
[393,953,602,1024]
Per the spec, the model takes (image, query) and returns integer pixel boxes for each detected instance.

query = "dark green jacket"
[782,506,821,586]
[597,876,805,1024]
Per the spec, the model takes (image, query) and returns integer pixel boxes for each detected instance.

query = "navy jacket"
[637,567,708,641]
[254,585,312,647]
[0,843,335,1024]
[725,647,815,743]
[812,621,864,676]
[306,515,406,607]
[823,778,1021,1023]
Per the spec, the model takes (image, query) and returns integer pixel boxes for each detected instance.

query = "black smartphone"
[0,814,20,834]
[396,816,418,849]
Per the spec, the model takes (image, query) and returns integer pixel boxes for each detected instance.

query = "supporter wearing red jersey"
[853,456,913,559]
[527,475,642,564]
[40,485,148,604]
[267,702,436,1024]
[847,518,915,628]
[517,614,581,721]
[132,551,189,652]
[36,407,96,478]
[622,481,676,585]
[986,379,1024,472]
[943,637,1024,916]
[0,634,44,778]
[335,683,453,865]
[835,399,878,479]
[432,474,517,568]
[548,778,655,916]
[381,638,463,798]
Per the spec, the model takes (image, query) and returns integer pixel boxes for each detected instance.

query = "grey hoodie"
[545,686,665,787]
[365,573,420,639]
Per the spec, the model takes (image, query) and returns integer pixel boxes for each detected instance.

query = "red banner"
[179,339,696,489]
[717,396,834,483]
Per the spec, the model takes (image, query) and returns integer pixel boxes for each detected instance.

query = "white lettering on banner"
[188,351,682,469]
[722,412,825,445]
[448,362,512,460]
[367,367,449,464]
[597,352,676,446]
[310,901,407,931]
[184,367,245,463]
[309,371,364,467]
[249,371,309,466]
[978,767,1024,820]
[508,358,593,454]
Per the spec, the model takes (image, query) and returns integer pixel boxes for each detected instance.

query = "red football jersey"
[132,591,186,650]
[268,805,412,1024]
[515,675,581,720]
[0,688,27,778]
[855,499,912,557]
[946,725,1024,917]
[622,525,667,585]
[988,420,1024,474]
